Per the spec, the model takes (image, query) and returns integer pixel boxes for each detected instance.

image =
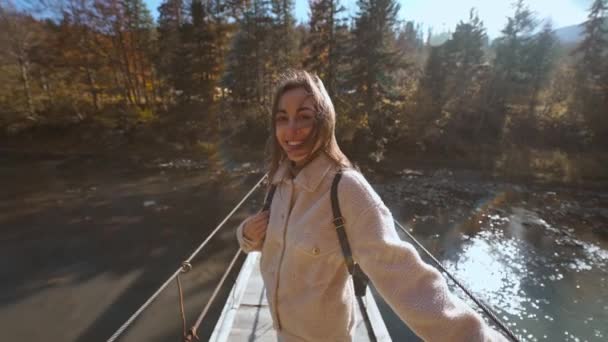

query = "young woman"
[236,70,507,342]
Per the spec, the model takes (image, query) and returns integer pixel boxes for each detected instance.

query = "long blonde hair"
[266,70,352,183]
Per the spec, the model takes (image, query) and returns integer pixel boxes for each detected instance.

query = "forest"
[1,0,607,178]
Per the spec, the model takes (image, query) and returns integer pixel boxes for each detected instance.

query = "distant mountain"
[428,31,451,46]
[445,23,585,47]
[553,18,608,45]
[437,20,605,47]
[554,23,585,44]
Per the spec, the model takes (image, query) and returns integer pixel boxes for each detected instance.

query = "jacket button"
[312,247,320,255]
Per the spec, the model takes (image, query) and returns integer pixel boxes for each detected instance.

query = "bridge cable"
[184,249,243,341]
[107,174,267,342]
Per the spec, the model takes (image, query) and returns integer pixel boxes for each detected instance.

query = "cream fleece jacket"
[236,152,508,342]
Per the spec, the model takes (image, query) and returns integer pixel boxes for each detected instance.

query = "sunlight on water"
[445,229,529,317]
[383,173,608,342]
[437,206,608,342]
[581,243,608,265]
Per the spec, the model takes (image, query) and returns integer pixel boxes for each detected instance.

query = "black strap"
[331,170,369,297]
[331,171,354,273]
[262,185,277,212]
[332,170,375,341]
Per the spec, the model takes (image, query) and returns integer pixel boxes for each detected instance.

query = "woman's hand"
[242,211,270,242]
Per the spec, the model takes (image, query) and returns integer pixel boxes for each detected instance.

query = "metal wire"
[107,174,267,342]
[393,220,520,342]
[183,175,268,264]
[177,274,188,339]
[184,249,243,341]
[107,267,183,342]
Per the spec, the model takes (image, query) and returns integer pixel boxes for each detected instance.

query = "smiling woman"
[267,71,352,179]
[235,70,510,341]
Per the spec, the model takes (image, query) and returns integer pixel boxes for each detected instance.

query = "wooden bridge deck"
[210,252,391,342]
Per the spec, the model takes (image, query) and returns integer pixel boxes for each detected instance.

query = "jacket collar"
[271,152,334,192]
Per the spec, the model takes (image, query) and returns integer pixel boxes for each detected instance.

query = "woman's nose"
[286,119,301,132]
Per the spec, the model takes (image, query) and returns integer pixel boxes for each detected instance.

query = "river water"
[374,168,608,342]
[0,151,606,341]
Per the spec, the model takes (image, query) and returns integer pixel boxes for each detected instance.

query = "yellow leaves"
[95,115,118,128]
[136,107,156,122]
[357,113,370,129]
[196,141,218,156]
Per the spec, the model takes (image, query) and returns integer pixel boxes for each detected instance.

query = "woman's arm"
[338,171,508,342]
[236,211,268,253]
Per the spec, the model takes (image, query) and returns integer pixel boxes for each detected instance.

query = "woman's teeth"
[287,141,304,146]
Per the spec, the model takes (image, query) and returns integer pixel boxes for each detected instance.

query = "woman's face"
[275,87,317,166]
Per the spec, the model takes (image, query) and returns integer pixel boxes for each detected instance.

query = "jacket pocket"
[289,228,345,288]
[293,225,342,258]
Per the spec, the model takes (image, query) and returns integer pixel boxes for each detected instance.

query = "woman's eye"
[297,115,315,128]
[275,116,288,123]
[300,118,313,125]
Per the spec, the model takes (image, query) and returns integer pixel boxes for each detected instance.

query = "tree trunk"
[85,66,100,111]
[116,32,139,106]
[18,55,35,117]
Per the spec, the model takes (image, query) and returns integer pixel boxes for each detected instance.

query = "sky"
[144,0,592,39]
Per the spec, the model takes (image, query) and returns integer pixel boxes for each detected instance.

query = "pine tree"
[417,45,448,121]
[575,0,607,83]
[486,0,538,142]
[157,0,185,103]
[223,0,274,108]
[349,0,402,141]
[270,0,298,72]
[526,21,556,115]
[493,0,537,105]
[444,9,486,103]
[573,0,608,144]
[180,0,220,102]
[396,21,422,55]
[303,0,348,97]
[440,9,488,142]
[393,21,423,92]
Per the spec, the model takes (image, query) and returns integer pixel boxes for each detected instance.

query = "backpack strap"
[331,170,369,297]
[262,184,277,212]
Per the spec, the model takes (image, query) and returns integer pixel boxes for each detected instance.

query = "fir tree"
[486,0,538,142]
[270,0,298,72]
[444,9,486,103]
[181,0,222,103]
[349,0,402,140]
[441,9,489,142]
[223,0,274,106]
[303,0,348,97]
[575,0,607,82]
[157,0,185,102]
[493,0,537,105]
[526,21,557,115]
[396,21,422,55]
[573,0,608,143]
